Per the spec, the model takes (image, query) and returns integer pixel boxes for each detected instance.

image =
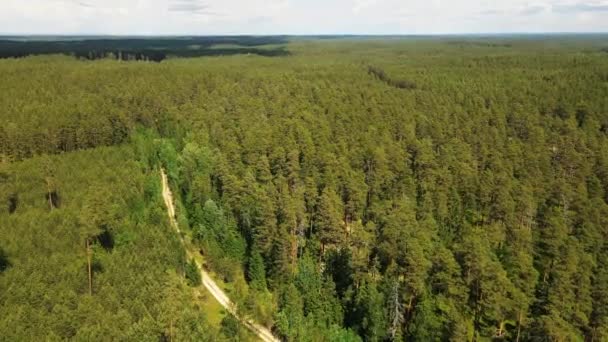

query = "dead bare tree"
[388,280,404,340]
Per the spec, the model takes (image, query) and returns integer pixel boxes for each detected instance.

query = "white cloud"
[353,0,379,13]
[0,0,606,34]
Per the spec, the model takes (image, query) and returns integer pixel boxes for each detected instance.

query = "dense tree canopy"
[1,36,607,341]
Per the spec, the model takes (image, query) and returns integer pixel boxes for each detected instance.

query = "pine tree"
[185,259,201,287]
[352,278,386,342]
[248,245,267,290]
[316,187,344,252]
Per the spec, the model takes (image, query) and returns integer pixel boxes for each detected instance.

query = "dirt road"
[160,169,280,342]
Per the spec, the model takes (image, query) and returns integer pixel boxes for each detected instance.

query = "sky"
[1,0,607,35]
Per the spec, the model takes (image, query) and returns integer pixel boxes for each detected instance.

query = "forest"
[1,35,608,341]
[0,36,290,61]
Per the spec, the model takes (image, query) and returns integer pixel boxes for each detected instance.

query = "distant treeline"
[447,40,513,48]
[0,36,290,61]
[368,66,417,89]
[69,48,289,62]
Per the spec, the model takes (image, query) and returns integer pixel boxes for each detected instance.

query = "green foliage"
[1,37,608,340]
[158,139,179,182]
[295,253,343,327]
[179,138,214,205]
[245,289,275,327]
[275,284,305,340]
[325,325,363,342]
[349,278,386,342]
[247,245,267,291]
[194,199,246,281]
[316,187,345,248]
[185,258,202,287]
[0,146,217,340]
[220,314,240,339]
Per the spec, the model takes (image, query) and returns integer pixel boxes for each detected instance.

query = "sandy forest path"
[160,168,280,342]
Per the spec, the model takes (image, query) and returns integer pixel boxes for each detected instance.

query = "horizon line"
[1,32,608,37]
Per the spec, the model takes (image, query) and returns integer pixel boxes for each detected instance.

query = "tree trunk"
[290,220,298,272]
[87,238,92,295]
[403,294,416,332]
[497,320,504,338]
[389,281,402,340]
[46,179,54,210]
[473,280,482,342]
[516,311,522,342]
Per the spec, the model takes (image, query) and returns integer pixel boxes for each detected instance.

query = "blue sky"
[1,0,607,35]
